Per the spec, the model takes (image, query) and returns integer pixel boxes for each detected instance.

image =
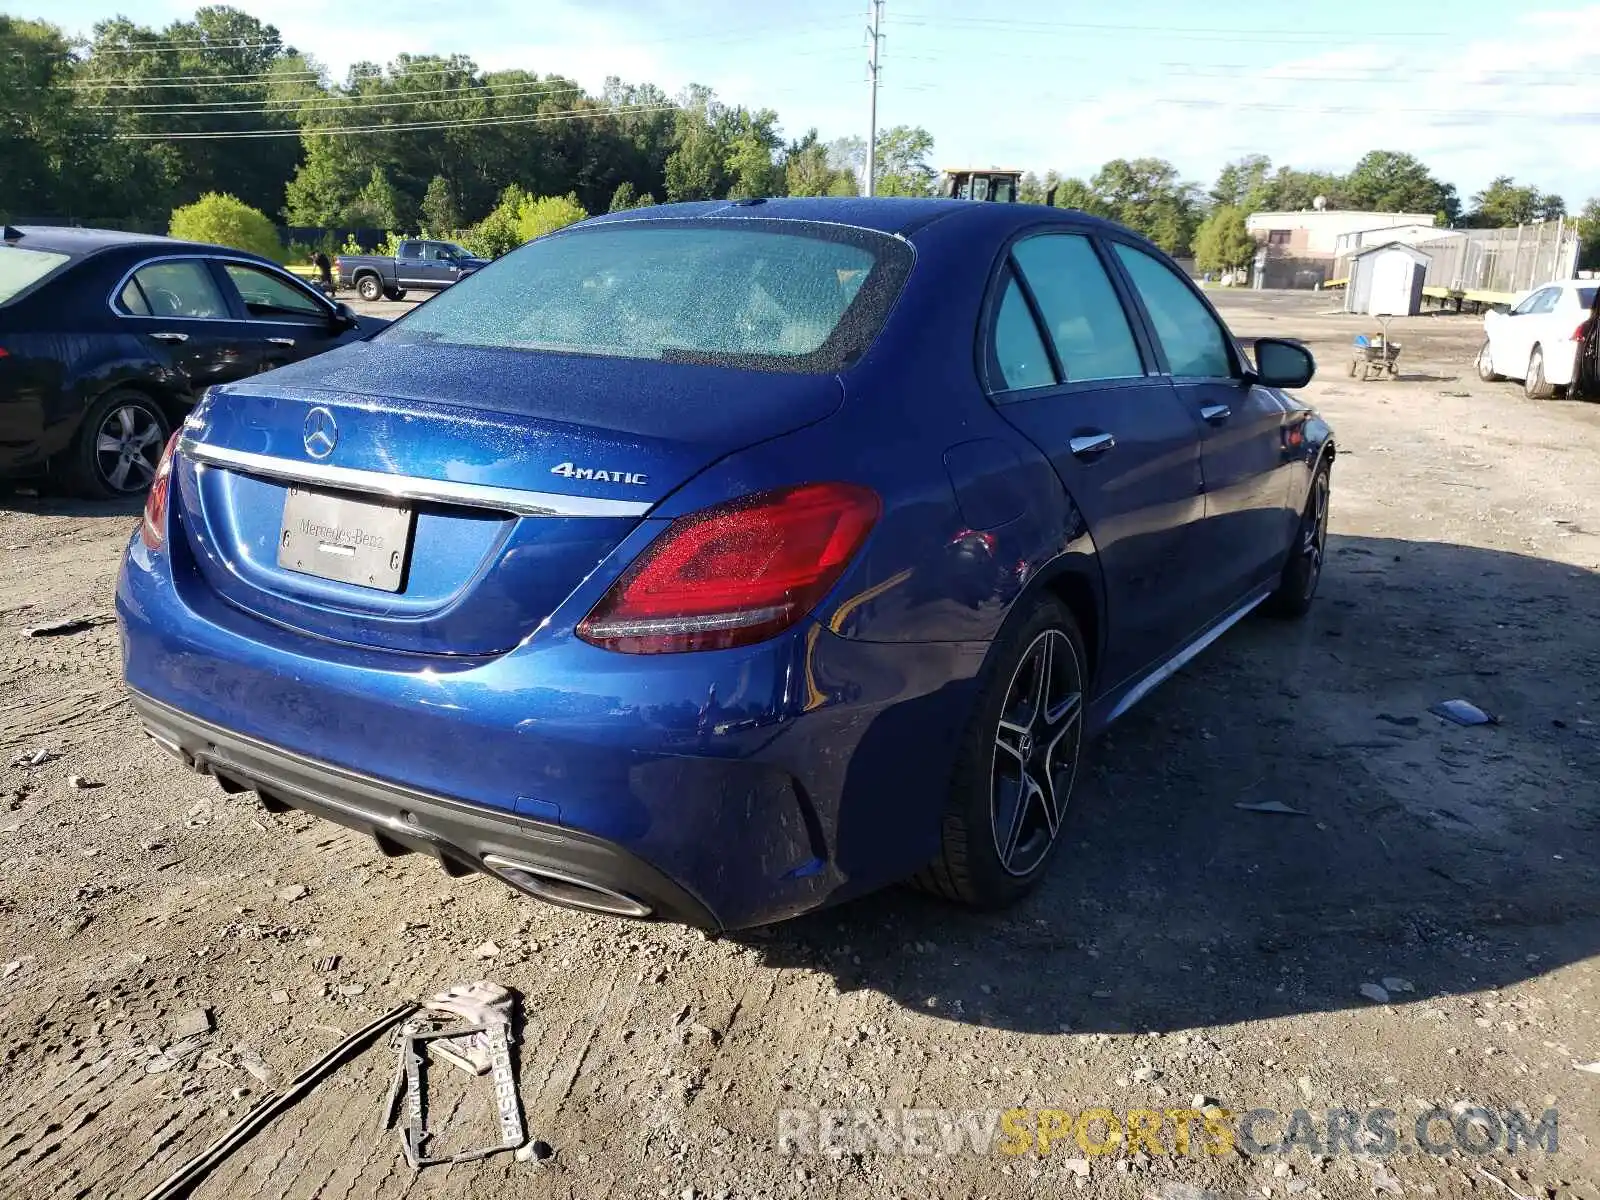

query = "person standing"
[313,250,334,296]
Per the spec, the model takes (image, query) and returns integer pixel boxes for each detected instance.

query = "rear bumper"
[131,690,719,927]
[118,526,985,929]
[1546,342,1578,387]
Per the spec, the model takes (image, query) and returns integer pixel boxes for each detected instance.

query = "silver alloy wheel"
[990,628,1084,877]
[357,275,381,301]
[94,402,164,493]
[1477,341,1495,380]
[1301,469,1330,598]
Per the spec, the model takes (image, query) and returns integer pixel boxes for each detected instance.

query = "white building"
[1246,209,1438,288]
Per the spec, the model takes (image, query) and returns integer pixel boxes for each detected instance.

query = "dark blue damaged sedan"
[118,197,1333,930]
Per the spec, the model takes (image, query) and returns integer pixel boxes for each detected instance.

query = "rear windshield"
[1579,287,1596,310]
[0,246,71,305]
[378,219,913,372]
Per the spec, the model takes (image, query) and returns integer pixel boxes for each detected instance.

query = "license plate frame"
[277,484,414,592]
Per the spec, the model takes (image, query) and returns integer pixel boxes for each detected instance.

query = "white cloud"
[1005,6,1600,204]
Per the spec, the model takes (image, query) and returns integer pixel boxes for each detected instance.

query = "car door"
[113,258,263,393]
[214,259,357,371]
[1108,239,1299,613]
[394,241,432,291]
[989,230,1207,688]
[1500,287,1558,374]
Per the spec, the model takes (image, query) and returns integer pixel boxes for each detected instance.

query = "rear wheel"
[1476,338,1503,382]
[913,599,1086,908]
[1525,345,1555,399]
[60,389,171,500]
[355,274,382,302]
[1264,460,1330,618]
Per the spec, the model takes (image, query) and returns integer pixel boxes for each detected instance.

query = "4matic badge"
[549,462,648,486]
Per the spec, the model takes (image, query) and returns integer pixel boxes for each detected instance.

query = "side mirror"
[1250,337,1315,389]
[332,300,359,329]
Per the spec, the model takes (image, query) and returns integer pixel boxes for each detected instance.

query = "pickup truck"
[335,239,488,302]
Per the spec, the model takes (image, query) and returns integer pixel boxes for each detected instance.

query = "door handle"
[1068,432,1117,460]
[1200,404,1231,424]
[266,337,296,346]
[149,331,188,343]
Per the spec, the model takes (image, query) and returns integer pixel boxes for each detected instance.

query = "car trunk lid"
[172,343,843,656]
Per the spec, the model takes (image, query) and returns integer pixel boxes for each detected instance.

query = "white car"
[1478,280,1597,398]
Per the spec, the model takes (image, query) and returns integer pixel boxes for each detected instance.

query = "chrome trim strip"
[177,437,653,518]
[1106,586,1272,723]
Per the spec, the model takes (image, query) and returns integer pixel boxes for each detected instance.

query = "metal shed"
[1345,242,1430,316]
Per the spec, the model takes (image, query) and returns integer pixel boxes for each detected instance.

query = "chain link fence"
[1418,222,1580,295]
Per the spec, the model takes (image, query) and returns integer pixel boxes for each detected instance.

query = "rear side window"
[991,274,1055,391]
[1012,234,1144,382]
[223,262,324,318]
[379,220,914,373]
[0,246,71,305]
[124,260,228,319]
[1575,287,1595,310]
[1113,243,1235,378]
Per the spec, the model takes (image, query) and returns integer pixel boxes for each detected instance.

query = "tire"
[1476,338,1504,382]
[59,389,171,501]
[355,274,382,302]
[913,598,1087,909]
[1263,459,1330,619]
[1524,345,1555,399]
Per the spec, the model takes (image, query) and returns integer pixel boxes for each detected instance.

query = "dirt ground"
[2,290,1599,1200]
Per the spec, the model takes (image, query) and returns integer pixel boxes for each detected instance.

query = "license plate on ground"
[277,485,413,592]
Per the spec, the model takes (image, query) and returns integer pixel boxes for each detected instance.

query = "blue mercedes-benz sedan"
[117,197,1333,930]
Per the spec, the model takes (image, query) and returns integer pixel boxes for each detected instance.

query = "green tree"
[0,17,100,220]
[1017,172,1046,206]
[1468,176,1568,228]
[461,183,529,258]
[345,167,403,228]
[782,130,852,197]
[1192,205,1256,271]
[1210,154,1274,212]
[421,175,461,231]
[721,107,782,198]
[608,181,638,211]
[1343,150,1459,223]
[1576,198,1600,271]
[1089,158,1201,252]
[169,192,282,260]
[1260,167,1346,212]
[1051,178,1110,217]
[873,126,936,197]
[517,193,588,241]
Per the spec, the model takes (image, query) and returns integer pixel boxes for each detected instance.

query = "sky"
[33,0,1600,209]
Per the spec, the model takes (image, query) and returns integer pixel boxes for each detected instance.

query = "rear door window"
[124,260,229,319]
[379,220,914,373]
[990,272,1056,391]
[1111,243,1236,378]
[0,246,71,305]
[1012,234,1145,382]
[222,262,326,321]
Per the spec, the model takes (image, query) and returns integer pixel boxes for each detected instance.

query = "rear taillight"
[1574,321,1590,342]
[577,482,881,654]
[140,432,181,549]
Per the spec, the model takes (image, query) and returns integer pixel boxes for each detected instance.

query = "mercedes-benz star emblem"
[303,407,338,459]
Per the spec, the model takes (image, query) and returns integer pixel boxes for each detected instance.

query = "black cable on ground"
[137,1003,419,1200]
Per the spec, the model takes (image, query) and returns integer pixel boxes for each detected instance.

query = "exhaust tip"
[482,854,653,919]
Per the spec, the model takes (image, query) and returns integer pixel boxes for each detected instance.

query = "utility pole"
[865,0,883,197]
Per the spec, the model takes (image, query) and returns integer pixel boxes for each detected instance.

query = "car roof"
[577,196,1124,240]
[0,225,243,260]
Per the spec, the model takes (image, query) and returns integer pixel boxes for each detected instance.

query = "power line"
[891,12,1455,40]
[114,101,680,140]
[85,80,585,115]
